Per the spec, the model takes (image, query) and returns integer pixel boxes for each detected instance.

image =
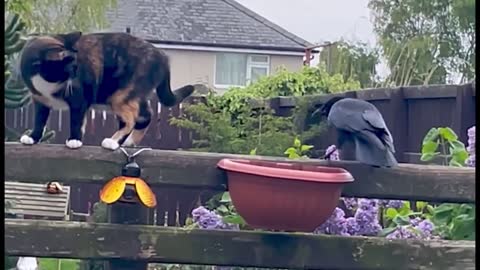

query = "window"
[215,53,270,87]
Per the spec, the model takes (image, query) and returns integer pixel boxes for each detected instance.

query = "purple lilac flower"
[380,200,405,209]
[325,144,340,161]
[386,225,420,239]
[387,218,436,240]
[344,217,359,235]
[466,126,475,167]
[191,206,239,230]
[354,199,382,236]
[314,207,350,236]
[416,219,435,239]
[409,217,422,227]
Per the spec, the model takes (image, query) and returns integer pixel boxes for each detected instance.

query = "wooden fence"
[5,143,476,269]
[4,83,476,214]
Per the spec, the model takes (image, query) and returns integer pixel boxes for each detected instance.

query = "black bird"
[313,96,398,168]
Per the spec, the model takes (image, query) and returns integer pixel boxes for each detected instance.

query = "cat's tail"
[156,69,195,107]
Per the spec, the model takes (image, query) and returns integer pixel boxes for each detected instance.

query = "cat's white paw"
[20,135,35,145]
[65,139,83,149]
[101,138,119,150]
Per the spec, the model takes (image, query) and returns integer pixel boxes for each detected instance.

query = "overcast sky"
[235,0,387,74]
[236,0,377,45]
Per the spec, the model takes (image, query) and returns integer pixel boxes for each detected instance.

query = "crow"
[313,96,398,168]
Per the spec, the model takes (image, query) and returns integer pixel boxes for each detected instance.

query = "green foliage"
[418,126,475,240]
[319,40,380,88]
[431,203,475,240]
[283,137,313,159]
[6,0,117,33]
[171,66,360,156]
[420,127,469,166]
[369,0,476,85]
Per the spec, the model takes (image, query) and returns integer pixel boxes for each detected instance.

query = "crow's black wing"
[362,109,395,153]
[327,98,394,151]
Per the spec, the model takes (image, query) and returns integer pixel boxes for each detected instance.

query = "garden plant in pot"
[217,158,354,232]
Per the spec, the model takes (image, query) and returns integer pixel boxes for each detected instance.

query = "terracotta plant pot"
[217,159,354,232]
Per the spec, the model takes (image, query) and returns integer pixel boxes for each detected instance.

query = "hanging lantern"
[99,148,157,208]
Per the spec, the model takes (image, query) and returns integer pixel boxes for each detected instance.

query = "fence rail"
[5,143,475,203]
[5,219,475,270]
[4,144,476,269]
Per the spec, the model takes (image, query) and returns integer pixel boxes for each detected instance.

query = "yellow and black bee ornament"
[99,148,156,208]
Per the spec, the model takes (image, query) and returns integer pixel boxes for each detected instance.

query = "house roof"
[105,0,313,52]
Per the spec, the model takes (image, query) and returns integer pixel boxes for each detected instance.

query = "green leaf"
[300,144,314,152]
[449,140,466,151]
[450,214,475,240]
[293,137,301,148]
[379,227,397,237]
[449,159,463,167]
[385,208,398,219]
[438,127,458,141]
[222,214,246,225]
[220,192,232,203]
[426,205,435,214]
[416,201,428,211]
[420,152,440,161]
[421,141,439,154]
[216,205,229,214]
[284,147,297,155]
[422,128,439,144]
[393,215,411,226]
[249,148,257,155]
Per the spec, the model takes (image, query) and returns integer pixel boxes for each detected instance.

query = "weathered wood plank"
[5,219,475,270]
[5,143,475,203]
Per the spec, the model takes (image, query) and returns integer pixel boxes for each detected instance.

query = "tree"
[318,40,380,88]
[6,0,117,33]
[369,0,475,86]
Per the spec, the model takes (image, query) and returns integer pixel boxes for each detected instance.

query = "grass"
[38,258,80,270]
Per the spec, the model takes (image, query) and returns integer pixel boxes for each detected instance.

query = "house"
[104,0,313,94]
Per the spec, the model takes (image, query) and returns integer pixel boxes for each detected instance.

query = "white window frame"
[214,53,270,89]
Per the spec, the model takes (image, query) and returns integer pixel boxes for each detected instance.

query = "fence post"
[388,87,408,163]
[453,83,475,144]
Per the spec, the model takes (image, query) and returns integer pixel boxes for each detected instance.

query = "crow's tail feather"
[354,135,398,167]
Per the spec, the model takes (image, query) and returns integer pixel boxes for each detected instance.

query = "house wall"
[162,48,304,94]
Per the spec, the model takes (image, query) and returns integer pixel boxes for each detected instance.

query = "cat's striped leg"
[122,100,151,147]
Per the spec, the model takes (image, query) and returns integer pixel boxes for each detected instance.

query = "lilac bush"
[191,206,239,230]
[466,126,475,167]
[386,218,436,240]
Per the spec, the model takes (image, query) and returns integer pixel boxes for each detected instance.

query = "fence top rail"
[5,143,475,203]
[5,219,475,270]
[245,82,475,109]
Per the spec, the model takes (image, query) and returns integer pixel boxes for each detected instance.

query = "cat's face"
[20,32,82,84]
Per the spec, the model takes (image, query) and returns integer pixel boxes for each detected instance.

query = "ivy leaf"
[421,141,439,154]
[438,127,458,141]
[422,128,439,144]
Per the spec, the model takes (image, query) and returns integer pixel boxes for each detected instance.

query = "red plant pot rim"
[217,158,354,183]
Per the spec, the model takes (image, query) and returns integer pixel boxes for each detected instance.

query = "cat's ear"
[57,31,82,51]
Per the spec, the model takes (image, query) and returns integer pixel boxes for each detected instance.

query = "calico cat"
[19,31,196,150]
